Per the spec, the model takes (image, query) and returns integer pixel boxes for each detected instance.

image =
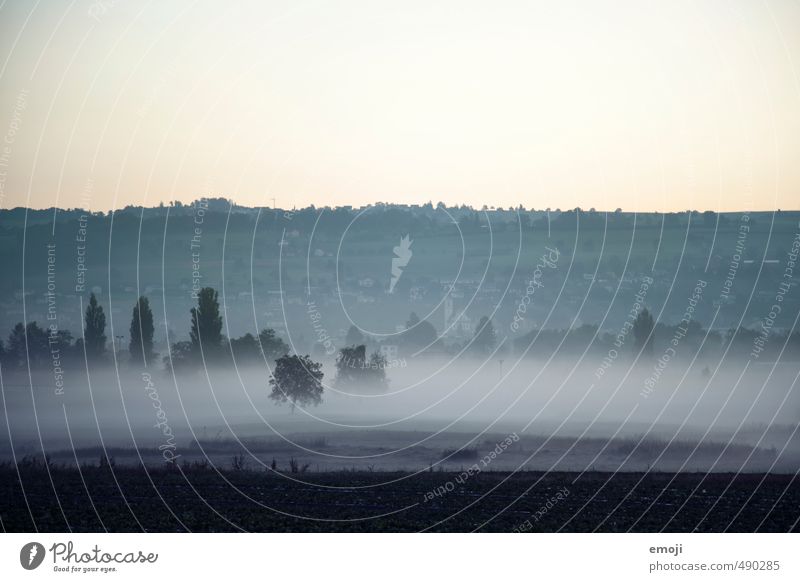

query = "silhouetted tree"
[51,329,74,355]
[401,312,438,354]
[633,308,654,355]
[6,323,26,368]
[6,322,72,369]
[230,328,290,366]
[336,344,366,386]
[129,296,155,366]
[472,316,496,355]
[15,322,49,366]
[84,293,106,359]
[269,354,324,412]
[345,325,365,347]
[164,340,193,372]
[258,328,290,362]
[190,287,223,359]
[8,323,28,368]
[335,345,388,391]
[230,333,260,362]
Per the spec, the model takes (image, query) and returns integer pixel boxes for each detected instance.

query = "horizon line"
[3,199,799,215]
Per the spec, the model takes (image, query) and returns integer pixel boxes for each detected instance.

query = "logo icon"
[20,542,45,570]
[389,234,413,294]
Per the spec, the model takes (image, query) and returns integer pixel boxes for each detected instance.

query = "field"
[1,464,798,533]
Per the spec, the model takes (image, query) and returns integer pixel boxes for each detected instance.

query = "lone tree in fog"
[633,308,655,355]
[190,287,223,358]
[471,316,496,355]
[129,296,155,366]
[269,354,324,412]
[84,293,107,359]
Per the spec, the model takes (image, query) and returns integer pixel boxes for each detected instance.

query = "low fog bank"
[1,356,798,473]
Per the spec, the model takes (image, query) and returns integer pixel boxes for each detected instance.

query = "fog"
[3,206,799,476]
[3,355,798,473]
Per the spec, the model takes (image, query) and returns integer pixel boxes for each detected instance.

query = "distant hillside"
[0,201,798,359]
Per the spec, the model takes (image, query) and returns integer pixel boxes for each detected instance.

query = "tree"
[4,322,50,368]
[472,316,496,355]
[230,333,260,362]
[6,323,26,368]
[400,312,438,354]
[129,296,155,366]
[633,308,654,355]
[84,293,106,359]
[230,329,289,366]
[26,322,50,365]
[190,287,223,359]
[164,340,193,372]
[335,345,388,392]
[345,325,364,347]
[51,329,74,356]
[336,345,366,387]
[24,322,72,368]
[269,354,324,412]
[258,328,290,362]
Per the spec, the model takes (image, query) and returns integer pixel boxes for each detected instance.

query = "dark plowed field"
[1,466,798,532]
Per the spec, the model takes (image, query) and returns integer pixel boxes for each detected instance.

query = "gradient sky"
[1,0,799,212]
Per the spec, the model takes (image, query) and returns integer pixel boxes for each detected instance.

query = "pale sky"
[1,0,799,212]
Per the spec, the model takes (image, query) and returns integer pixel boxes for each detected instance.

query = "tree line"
[2,296,795,411]
[0,287,401,412]
[513,308,800,360]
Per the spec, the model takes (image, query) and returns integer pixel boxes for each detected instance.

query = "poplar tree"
[84,292,107,359]
[130,296,155,365]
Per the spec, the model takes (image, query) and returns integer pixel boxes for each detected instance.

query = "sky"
[0,0,799,212]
